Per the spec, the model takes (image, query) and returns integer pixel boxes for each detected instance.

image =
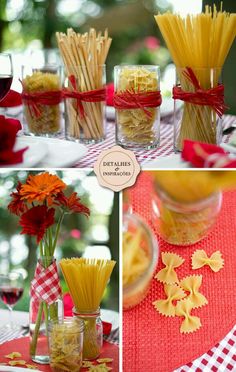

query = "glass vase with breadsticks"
[114,65,161,149]
[56,28,112,143]
[155,5,236,151]
[21,65,63,136]
[60,258,116,360]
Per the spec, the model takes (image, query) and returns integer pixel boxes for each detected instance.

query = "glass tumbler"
[48,317,84,372]
[174,67,223,152]
[152,183,222,246]
[22,65,63,136]
[115,65,161,150]
[64,65,106,143]
[123,213,158,310]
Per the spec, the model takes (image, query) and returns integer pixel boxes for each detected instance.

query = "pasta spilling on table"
[56,28,112,142]
[155,5,236,150]
[60,258,116,360]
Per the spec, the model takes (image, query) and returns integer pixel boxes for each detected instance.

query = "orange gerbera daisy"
[20,172,66,205]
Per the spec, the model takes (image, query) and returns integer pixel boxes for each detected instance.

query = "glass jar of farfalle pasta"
[48,317,84,372]
[72,307,103,360]
[114,65,161,149]
[123,213,158,310]
[152,184,222,246]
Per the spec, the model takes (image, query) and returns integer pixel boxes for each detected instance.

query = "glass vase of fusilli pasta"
[22,65,63,136]
[73,307,103,360]
[114,65,161,150]
[174,67,223,152]
[152,184,222,246]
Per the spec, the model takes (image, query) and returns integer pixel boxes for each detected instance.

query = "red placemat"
[123,172,236,372]
[0,337,119,371]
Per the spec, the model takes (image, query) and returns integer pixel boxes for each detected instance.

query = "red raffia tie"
[21,90,62,118]
[113,89,162,118]
[30,260,62,305]
[62,75,106,119]
[172,67,227,118]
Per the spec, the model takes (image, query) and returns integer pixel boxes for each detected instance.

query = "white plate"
[101,308,119,331]
[16,136,88,168]
[1,139,48,168]
[143,154,190,169]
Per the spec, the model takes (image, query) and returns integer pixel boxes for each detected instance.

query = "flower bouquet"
[8,172,90,363]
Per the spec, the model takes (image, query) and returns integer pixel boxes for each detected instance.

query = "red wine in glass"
[0,286,23,306]
[0,75,13,101]
[0,53,13,102]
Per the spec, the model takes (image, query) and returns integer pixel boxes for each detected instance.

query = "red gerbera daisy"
[8,182,28,216]
[19,205,55,243]
[55,192,90,217]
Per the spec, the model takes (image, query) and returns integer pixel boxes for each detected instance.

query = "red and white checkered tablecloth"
[176,325,236,372]
[75,115,236,168]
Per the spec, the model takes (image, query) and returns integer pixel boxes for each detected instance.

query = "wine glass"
[0,53,13,102]
[0,272,24,329]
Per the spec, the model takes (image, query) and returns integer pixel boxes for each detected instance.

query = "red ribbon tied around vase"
[113,88,162,118]
[21,89,62,118]
[63,75,106,119]
[30,260,62,305]
[172,67,227,117]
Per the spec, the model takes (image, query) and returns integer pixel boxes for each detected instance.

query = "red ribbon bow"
[30,260,62,305]
[172,67,227,117]
[63,75,106,119]
[21,90,62,118]
[113,89,162,118]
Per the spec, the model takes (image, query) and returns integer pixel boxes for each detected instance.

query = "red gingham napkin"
[30,260,61,305]
[175,325,236,371]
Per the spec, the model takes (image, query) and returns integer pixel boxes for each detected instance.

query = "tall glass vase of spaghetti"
[60,258,116,360]
[154,5,236,151]
[173,67,225,152]
[8,172,90,364]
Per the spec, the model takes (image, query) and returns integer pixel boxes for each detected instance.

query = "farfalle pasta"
[180,275,208,309]
[175,298,202,334]
[153,284,186,317]
[155,252,185,284]
[192,249,224,272]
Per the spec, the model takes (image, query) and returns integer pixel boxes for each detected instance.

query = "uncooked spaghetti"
[155,5,236,149]
[56,29,112,142]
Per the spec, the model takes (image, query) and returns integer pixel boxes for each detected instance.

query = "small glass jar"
[152,183,222,246]
[48,317,84,372]
[114,65,161,150]
[22,65,63,137]
[73,307,103,360]
[64,65,106,144]
[123,213,158,310]
[29,257,63,364]
[174,67,223,152]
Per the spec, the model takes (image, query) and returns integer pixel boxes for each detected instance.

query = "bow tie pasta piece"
[175,298,202,334]
[192,249,224,272]
[153,284,186,317]
[180,275,208,309]
[155,252,185,284]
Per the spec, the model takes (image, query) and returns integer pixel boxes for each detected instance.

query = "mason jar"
[123,213,158,310]
[114,65,161,150]
[73,307,103,360]
[48,317,84,372]
[174,67,223,152]
[152,183,222,246]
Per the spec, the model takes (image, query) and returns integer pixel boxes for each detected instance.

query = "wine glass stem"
[8,306,13,329]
